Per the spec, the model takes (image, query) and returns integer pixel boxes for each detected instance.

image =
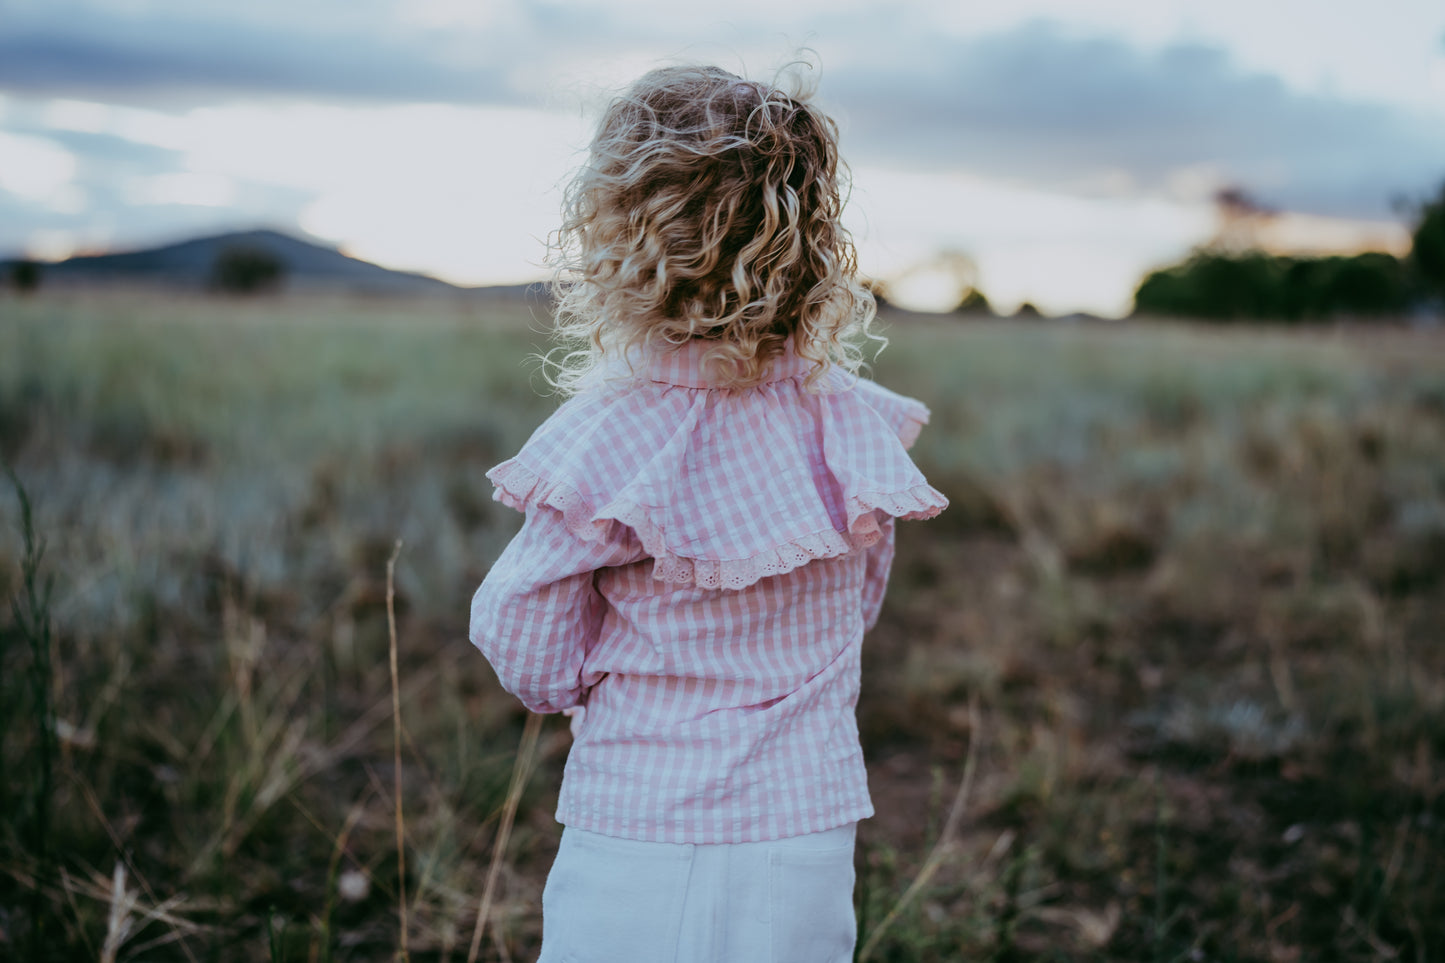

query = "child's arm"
[861,514,897,632]
[469,506,641,713]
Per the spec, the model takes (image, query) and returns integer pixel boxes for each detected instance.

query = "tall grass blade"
[6,465,56,957]
[857,698,981,962]
[387,538,409,962]
[467,710,544,963]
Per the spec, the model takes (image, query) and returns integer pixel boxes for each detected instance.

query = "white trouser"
[536,823,857,963]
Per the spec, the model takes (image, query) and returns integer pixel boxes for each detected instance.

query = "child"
[470,63,946,963]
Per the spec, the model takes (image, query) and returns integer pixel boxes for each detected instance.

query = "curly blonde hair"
[546,63,878,393]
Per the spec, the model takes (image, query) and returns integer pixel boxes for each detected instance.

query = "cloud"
[8,4,1437,222]
[32,128,187,175]
[0,2,517,105]
[0,123,313,260]
[826,20,1445,219]
[3,2,1441,278]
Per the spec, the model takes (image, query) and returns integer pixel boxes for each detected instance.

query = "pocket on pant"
[539,829,693,963]
[768,841,857,963]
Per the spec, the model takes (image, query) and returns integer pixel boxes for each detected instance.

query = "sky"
[1,0,1443,315]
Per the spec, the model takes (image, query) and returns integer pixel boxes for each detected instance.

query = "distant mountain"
[2,229,545,299]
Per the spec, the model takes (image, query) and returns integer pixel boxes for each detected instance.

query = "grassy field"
[2,290,1443,961]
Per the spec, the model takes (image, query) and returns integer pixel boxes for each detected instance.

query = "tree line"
[1133,183,1445,322]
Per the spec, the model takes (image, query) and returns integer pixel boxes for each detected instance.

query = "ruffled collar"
[487,359,946,589]
[640,338,814,389]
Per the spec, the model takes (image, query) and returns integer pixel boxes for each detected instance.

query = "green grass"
[2,291,1444,960]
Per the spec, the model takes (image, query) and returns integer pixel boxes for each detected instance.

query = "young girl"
[470,63,946,963]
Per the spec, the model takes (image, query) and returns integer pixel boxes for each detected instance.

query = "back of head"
[550,63,875,392]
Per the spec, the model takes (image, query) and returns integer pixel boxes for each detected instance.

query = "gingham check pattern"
[470,341,946,843]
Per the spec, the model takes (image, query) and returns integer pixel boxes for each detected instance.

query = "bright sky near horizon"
[1,0,1443,315]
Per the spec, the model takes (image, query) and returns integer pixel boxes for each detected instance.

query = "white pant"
[536,823,857,963]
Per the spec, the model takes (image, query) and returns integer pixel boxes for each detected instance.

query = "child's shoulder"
[486,372,945,589]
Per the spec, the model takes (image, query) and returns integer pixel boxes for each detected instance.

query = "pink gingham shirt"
[469,339,946,843]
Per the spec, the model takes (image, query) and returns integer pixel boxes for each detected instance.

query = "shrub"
[8,260,41,294]
[1410,182,1445,297]
[1134,251,1409,321]
[211,245,286,295]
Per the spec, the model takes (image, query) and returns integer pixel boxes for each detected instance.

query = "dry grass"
[2,291,1444,960]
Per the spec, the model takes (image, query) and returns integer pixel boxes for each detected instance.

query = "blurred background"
[3,2,1445,961]
[2,0,1444,314]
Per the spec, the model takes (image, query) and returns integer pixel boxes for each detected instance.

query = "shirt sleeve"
[469,507,645,713]
[861,514,897,632]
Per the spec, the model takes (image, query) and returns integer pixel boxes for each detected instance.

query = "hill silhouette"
[2,229,543,298]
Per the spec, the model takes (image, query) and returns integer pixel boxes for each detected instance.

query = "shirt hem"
[554,802,876,845]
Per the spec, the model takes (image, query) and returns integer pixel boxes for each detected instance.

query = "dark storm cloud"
[827,21,1445,219]
[0,5,516,105]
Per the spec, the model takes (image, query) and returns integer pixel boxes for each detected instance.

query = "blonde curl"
[545,62,880,393]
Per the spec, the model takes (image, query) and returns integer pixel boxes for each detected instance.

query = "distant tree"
[1137,175,1444,322]
[1410,181,1445,298]
[954,287,992,316]
[211,245,285,295]
[1193,251,1284,319]
[1135,249,1408,322]
[8,260,41,294]
[1012,301,1042,320]
[1321,252,1409,316]
[1135,252,1280,321]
